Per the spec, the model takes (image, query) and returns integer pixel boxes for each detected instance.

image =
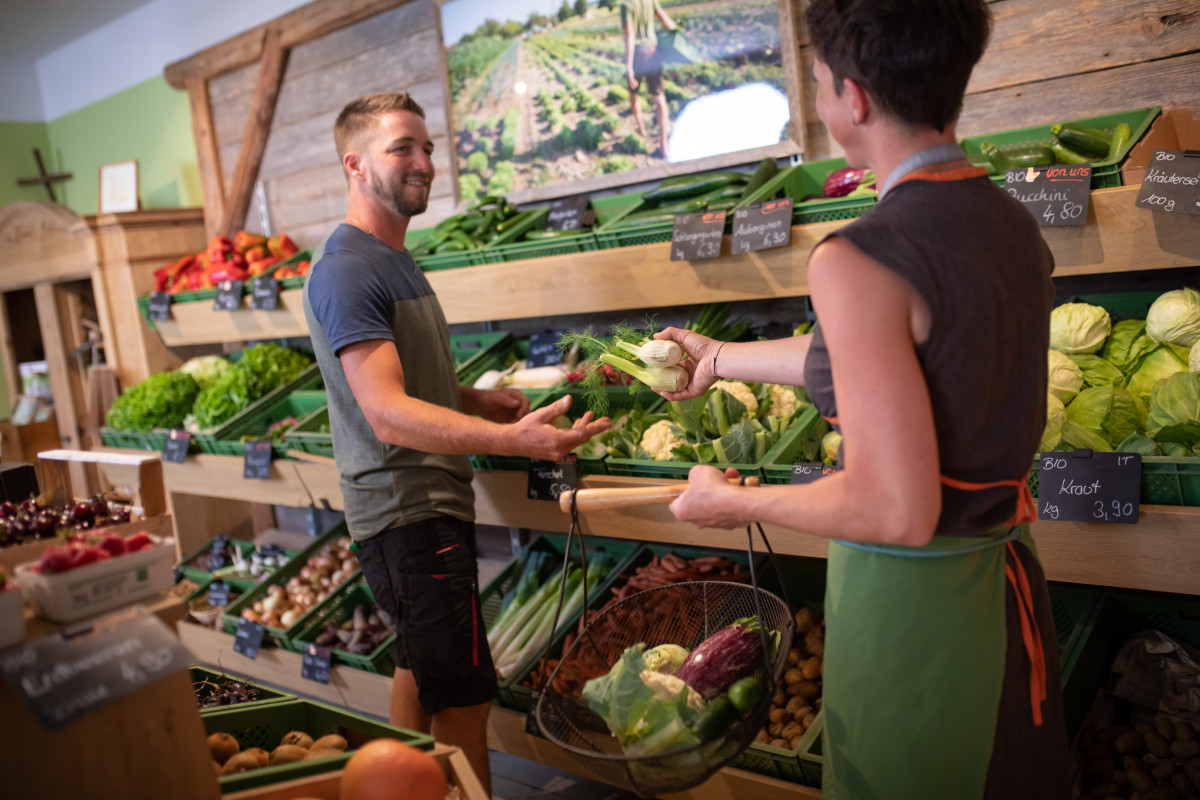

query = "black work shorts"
[356,515,497,717]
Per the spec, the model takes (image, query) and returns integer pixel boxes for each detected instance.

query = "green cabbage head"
[1067,354,1125,389]
[1146,371,1200,448]
[1101,319,1158,372]
[1125,345,1188,404]
[1061,385,1146,452]
[1050,303,1111,354]
[1191,340,1200,372]
[1048,349,1084,404]
[1040,393,1066,452]
[1146,287,1200,347]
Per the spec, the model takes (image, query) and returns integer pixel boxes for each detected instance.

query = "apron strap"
[940,472,1036,526]
[1005,541,1048,728]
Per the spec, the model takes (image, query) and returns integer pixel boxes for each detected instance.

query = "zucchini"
[652,195,710,215]
[1048,141,1092,165]
[741,157,778,197]
[495,209,535,234]
[643,174,740,205]
[1050,122,1111,159]
[449,230,478,250]
[698,184,747,203]
[433,240,467,253]
[523,229,582,240]
[1005,146,1056,167]
[1107,122,1132,162]
[434,214,466,234]
[657,171,745,188]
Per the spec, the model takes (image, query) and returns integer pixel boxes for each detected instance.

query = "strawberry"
[38,544,75,574]
[96,532,127,557]
[124,531,154,552]
[68,544,110,570]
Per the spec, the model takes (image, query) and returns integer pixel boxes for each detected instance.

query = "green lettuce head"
[1146,371,1200,448]
[1048,349,1084,403]
[1050,303,1111,355]
[1061,385,1146,452]
[1125,345,1188,404]
[1146,287,1200,347]
[1101,319,1158,372]
[1040,393,1066,452]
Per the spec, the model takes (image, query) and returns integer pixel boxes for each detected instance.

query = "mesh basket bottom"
[535,581,794,798]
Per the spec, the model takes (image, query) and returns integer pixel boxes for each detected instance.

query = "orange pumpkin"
[339,739,446,800]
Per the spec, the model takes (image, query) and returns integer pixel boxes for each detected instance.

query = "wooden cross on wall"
[16,148,73,203]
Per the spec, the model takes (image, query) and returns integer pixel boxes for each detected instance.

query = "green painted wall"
[0,122,54,208]
[45,75,201,216]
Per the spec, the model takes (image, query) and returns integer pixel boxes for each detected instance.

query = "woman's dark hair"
[803,0,992,131]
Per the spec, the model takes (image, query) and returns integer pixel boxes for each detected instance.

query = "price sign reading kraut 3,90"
[1036,450,1140,524]
[1005,164,1092,226]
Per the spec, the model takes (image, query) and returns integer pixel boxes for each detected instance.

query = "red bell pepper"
[207,235,234,259]
[247,255,282,277]
[233,230,268,255]
[243,244,269,263]
[210,264,250,283]
[267,234,299,258]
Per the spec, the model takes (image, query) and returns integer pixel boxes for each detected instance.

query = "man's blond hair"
[333,92,426,161]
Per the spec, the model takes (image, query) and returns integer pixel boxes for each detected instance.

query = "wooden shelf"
[141,184,1200,346]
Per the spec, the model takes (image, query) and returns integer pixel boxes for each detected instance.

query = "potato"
[802,713,817,729]
[754,730,769,744]
[794,608,818,635]
[207,732,240,766]
[1113,770,1129,786]
[788,734,806,750]
[1115,731,1145,755]
[772,689,787,707]
[1087,758,1117,776]
[801,656,823,681]
[1136,722,1157,736]
[1177,722,1197,742]
[804,628,825,657]
[1087,741,1116,760]
[1098,724,1134,742]
[244,748,270,767]
[769,708,789,725]
[1152,760,1178,780]
[780,722,804,741]
[793,681,822,701]
[311,734,349,752]
[221,752,261,775]
[768,721,785,738]
[786,648,802,666]
[1157,718,1178,743]
[1127,766,1154,792]
[281,731,313,749]
[1170,771,1195,796]
[785,697,811,718]
[769,738,789,749]
[1123,755,1143,773]
[1141,786,1182,800]
[269,745,309,766]
[1146,732,1172,759]
[784,668,805,685]
[1171,740,1200,760]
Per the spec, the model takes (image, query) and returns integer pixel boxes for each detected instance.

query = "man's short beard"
[369,170,428,217]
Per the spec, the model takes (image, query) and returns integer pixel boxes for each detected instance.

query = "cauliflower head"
[640,670,706,711]
[640,420,688,461]
[711,380,758,414]
[768,384,799,418]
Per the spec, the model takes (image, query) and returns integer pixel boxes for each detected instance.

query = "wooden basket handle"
[558,476,759,513]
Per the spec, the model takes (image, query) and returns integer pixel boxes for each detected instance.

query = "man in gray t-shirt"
[302,92,609,795]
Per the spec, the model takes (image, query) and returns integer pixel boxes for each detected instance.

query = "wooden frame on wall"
[98,160,140,214]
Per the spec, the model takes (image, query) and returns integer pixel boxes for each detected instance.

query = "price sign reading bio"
[243,441,273,480]
[161,429,191,464]
[528,455,578,502]
[546,196,589,231]
[671,211,725,261]
[213,280,244,311]
[251,276,279,311]
[1135,149,1200,216]
[789,463,839,485]
[731,198,793,254]
[301,644,332,685]
[1005,164,1091,226]
[148,292,172,322]
[234,618,266,659]
[207,580,232,607]
[526,330,565,368]
[1036,450,1140,524]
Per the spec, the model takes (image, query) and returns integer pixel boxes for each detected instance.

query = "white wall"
[27,0,313,121]
[0,58,47,122]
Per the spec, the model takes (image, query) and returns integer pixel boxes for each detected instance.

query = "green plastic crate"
[412,208,547,272]
[606,404,827,481]
[451,331,514,376]
[481,532,640,710]
[1062,588,1200,742]
[210,389,327,457]
[189,665,295,713]
[486,192,644,263]
[219,523,357,649]
[507,541,761,714]
[737,156,878,225]
[961,106,1160,190]
[257,248,313,292]
[99,427,172,451]
[193,361,322,455]
[1069,291,1162,324]
[1028,456,1200,507]
[289,581,397,674]
[286,404,334,459]
[594,176,744,250]
[201,699,434,792]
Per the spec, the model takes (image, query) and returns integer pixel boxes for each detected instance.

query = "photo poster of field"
[440,0,789,200]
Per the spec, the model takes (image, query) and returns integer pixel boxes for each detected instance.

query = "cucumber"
[741,157,778,197]
[495,209,535,234]
[652,195,710,215]
[1050,122,1112,159]
[1048,141,1092,165]
[434,240,467,253]
[1107,122,1132,162]
[523,228,582,240]
[643,174,740,205]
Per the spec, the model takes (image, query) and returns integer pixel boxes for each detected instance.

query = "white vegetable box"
[14,533,175,623]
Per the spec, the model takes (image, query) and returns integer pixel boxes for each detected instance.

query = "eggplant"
[823,166,873,198]
[677,617,773,700]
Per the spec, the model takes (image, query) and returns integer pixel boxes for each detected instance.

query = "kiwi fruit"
[311,734,349,752]
[207,732,240,766]
[221,751,261,775]
[244,747,270,767]
[281,731,314,749]
[304,747,344,761]
[269,745,310,766]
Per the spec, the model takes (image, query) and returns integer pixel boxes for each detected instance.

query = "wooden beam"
[164,0,413,89]
[219,26,290,239]
[0,294,19,413]
[186,77,226,241]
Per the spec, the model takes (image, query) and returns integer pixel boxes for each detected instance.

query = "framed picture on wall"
[439,0,803,204]
[98,160,140,213]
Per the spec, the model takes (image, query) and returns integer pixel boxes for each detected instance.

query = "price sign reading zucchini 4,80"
[1036,450,1140,524]
[1005,164,1092,227]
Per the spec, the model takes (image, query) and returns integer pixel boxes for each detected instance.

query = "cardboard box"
[1121,107,1200,185]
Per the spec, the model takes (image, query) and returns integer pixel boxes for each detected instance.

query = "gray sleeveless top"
[803,169,1055,537]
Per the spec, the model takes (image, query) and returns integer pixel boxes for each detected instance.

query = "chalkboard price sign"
[671,211,725,261]
[251,276,279,310]
[546,196,589,231]
[789,463,839,485]
[213,280,244,311]
[207,580,231,607]
[301,643,332,685]
[234,618,266,659]
[161,429,191,463]
[528,455,578,502]
[526,330,564,368]
[732,199,793,254]
[148,292,172,322]
[1005,165,1091,226]
[243,441,273,480]
[0,606,192,731]
[1135,149,1200,216]
[1036,450,1141,524]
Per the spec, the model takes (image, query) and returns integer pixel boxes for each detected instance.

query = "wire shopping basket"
[532,480,796,798]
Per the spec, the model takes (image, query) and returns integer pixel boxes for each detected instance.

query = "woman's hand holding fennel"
[652,327,721,401]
